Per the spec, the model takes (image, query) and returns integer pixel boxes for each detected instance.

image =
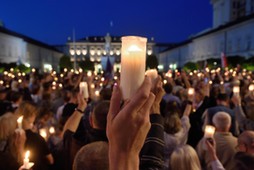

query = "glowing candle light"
[120,36,147,100]
[101,77,105,82]
[52,81,56,86]
[220,81,224,85]
[188,88,195,95]
[22,150,34,169]
[209,80,213,85]
[95,90,100,97]
[0,80,3,85]
[204,125,215,138]
[59,83,63,88]
[17,116,23,130]
[79,82,89,99]
[39,128,47,140]
[49,127,55,134]
[32,68,36,73]
[22,72,26,76]
[114,76,118,80]
[163,80,167,84]
[233,86,240,96]
[18,79,22,83]
[145,69,158,82]
[90,83,95,89]
[249,84,254,91]
[166,71,172,78]
[87,71,92,77]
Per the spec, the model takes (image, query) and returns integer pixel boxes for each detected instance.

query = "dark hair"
[163,83,173,94]
[73,141,109,170]
[92,100,110,130]
[233,152,254,170]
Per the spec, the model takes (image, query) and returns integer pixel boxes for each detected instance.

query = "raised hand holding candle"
[79,82,89,99]
[17,116,23,130]
[204,125,215,138]
[120,36,147,100]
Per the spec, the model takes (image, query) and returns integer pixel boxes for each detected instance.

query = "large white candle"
[120,36,147,100]
[145,69,158,82]
[204,125,215,138]
[17,116,23,130]
[79,82,89,99]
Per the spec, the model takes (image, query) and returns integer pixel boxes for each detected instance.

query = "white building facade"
[159,0,254,70]
[0,26,63,72]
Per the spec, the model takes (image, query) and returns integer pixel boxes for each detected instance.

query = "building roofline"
[0,26,62,53]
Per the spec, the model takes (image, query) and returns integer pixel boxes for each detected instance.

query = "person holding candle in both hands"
[0,112,26,170]
[15,102,54,170]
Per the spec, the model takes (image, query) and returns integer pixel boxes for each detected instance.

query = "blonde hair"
[15,101,38,119]
[170,145,201,170]
[0,112,17,140]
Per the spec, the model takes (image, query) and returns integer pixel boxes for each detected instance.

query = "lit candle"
[95,90,100,97]
[249,84,254,91]
[79,82,89,99]
[188,88,195,95]
[49,126,55,134]
[87,71,92,77]
[120,36,147,100]
[22,150,34,169]
[233,86,240,96]
[17,116,23,130]
[90,83,95,89]
[166,71,172,78]
[163,80,167,84]
[39,128,47,140]
[145,69,158,82]
[204,125,215,138]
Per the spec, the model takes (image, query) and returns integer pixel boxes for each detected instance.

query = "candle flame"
[49,127,55,134]
[205,125,215,135]
[128,45,142,52]
[17,116,23,124]
[25,150,30,159]
[233,86,240,93]
[188,88,194,95]
[249,84,254,91]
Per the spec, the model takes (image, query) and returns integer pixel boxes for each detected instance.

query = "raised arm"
[107,77,155,170]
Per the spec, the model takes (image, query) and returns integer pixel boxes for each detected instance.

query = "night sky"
[0,0,212,45]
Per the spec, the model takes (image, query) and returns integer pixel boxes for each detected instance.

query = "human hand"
[77,93,87,112]
[151,76,165,114]
[231,94,241,107]
[205,138,218,161]
[107,77,155,170]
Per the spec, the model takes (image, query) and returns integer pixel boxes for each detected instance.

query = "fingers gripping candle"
[120,36,147,100]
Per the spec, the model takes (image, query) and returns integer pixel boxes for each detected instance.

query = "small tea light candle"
[188,88,195,95]
[233,86,240,96]
[145,69,158,82]
[79,82,89,99]
[39,128,47,140]
[204,125,215,138]
[17,116,23,130]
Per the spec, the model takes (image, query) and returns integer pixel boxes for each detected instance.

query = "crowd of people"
[0,66,254,170]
